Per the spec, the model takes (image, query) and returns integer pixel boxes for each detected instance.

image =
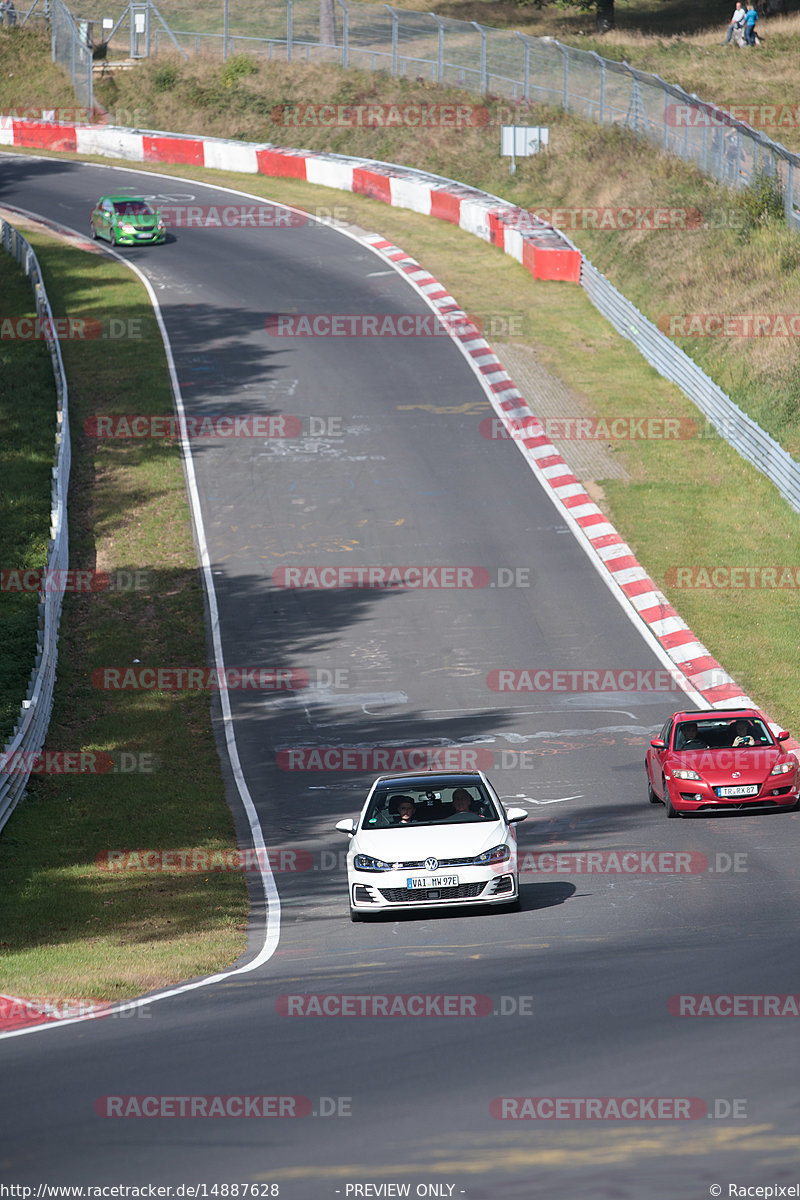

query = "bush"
[737,167,785,227]
[152,64,178,92]
[220,55,258,88]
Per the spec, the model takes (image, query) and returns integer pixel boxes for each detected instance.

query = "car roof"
[101,195,151,203]
[371,771,485,784]
[671,708,761,721]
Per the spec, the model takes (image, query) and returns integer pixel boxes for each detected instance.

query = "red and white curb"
[363,233,796,750]
[0,117,581,284]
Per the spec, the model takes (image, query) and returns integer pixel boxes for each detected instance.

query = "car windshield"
[675,717,774,751]
[362,780,500,828]
[113,201,154,216]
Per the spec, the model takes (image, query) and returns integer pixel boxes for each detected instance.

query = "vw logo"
[425,857,439,871]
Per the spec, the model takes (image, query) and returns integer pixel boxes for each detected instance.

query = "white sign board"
[134,12,146,31]
[501,126,549,157]
[103,17,113,28]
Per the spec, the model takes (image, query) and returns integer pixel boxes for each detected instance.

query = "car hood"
[672,748,783,783]
[354,820,507,861]
[116,214,158,227]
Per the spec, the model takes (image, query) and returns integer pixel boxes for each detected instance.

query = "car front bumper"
[667,776,799,812]
[349,865,518,913]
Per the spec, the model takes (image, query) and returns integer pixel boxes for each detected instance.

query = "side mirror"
[335,818,356,835]
[505,807,528,824]
[650,738,666,750]
[777,731,790,742]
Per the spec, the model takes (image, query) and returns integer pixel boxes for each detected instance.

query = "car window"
[674,717,775,751]
[362,782,499,829]
[113,201,154,216]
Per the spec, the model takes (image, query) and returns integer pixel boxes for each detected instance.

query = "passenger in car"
[732,720,755,746]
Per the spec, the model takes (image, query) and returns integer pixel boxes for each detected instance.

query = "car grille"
[395,855,478,869]
[379,882,486,903]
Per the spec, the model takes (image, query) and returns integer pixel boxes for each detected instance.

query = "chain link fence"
[116,0,799,227]
[48,0,798,223]
[0,222,72,834]
[51,0,93,109]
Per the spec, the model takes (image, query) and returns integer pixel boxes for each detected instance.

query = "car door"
[647,716,673,798]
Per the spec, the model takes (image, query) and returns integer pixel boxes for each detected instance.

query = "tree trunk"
[596,0,614,32]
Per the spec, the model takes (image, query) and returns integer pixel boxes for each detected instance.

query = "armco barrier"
[2,117,797,514]
[0,222,72,834]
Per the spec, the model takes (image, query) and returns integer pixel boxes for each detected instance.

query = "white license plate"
[716,785,759,797]
[406,875,458,890]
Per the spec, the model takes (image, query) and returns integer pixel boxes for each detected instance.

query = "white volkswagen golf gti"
[335,771,528,921]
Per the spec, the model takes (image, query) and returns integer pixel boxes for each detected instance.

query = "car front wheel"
[646,766,660,805]
[90,221,97,240]
[664,777,681,818]
[109,227,116,246]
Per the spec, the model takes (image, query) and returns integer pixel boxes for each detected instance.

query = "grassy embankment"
[0,226,248,1002]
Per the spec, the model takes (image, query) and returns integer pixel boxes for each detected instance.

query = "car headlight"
[353,854,392,872]
[472,844,511,865]
[120,223,136,234]
[671,768,701,780]
[770,761,796,776]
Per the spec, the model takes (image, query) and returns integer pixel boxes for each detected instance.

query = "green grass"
[0,251,56,746]
[0,227,248,1001]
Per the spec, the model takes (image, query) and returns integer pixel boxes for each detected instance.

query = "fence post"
[787,159,795,224]
[223,0,228,61]
[471,22,487,93]
[589,51,605,123]
[287,0,292,63]
[337,0,348,67]
[516,32,530,102]
[430,12,444,84]
[386,5,398,76]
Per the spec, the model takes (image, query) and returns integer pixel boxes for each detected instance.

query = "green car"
[90,195,166,246]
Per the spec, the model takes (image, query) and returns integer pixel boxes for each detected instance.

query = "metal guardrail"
[580,258,800,514]
[0,221,71,834]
